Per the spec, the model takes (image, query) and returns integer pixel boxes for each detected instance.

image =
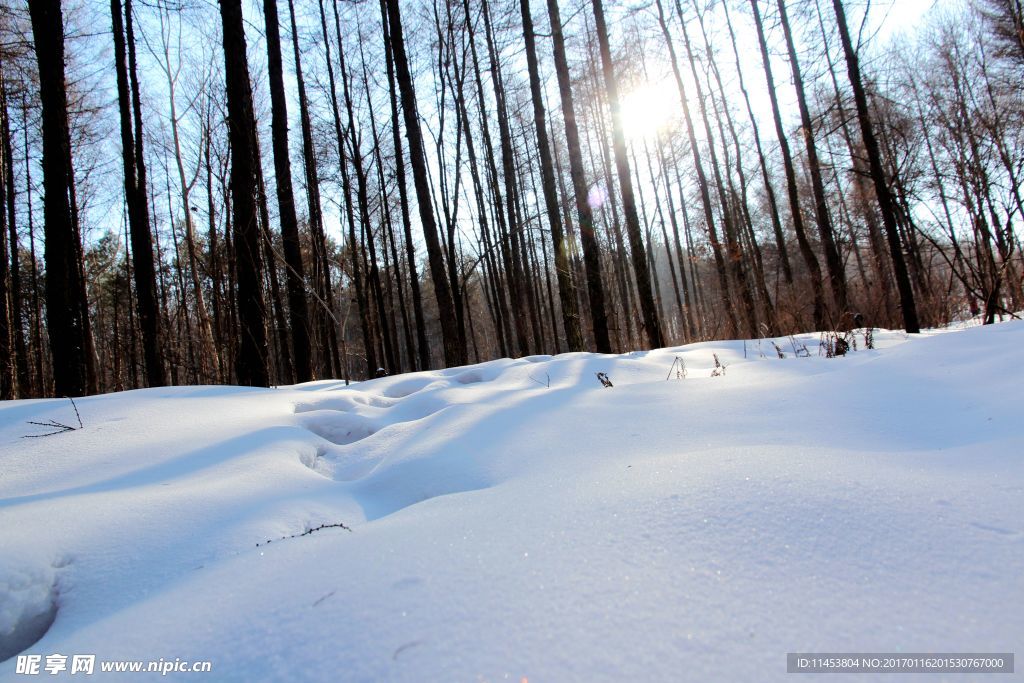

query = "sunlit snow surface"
[1,322,1021,681]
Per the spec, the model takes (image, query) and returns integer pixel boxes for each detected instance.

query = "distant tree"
[775,0,849,321]
[379,0,430,370]
[590,0,664,349]
[978,0,1024,66]
[546,0,612,353]
[0,62,29,395]
[748,0,827,330]
[111,0,166,388]
[832,0,921,333]
[520,0,584,352]
[383,0,464,367]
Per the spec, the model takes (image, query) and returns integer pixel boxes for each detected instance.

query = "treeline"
[0,0,1020,397]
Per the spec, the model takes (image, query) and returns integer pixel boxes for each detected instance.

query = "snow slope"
[1,323,1021,681]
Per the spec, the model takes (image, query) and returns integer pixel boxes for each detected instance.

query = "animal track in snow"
[453,370,485,385]
[294,391,452,483]
[300,411,379,446]
[293,393,395,415]
[379,376,437,399]
[0,558,62,662]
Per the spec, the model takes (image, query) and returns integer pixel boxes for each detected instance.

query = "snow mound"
[1,322,1021,680]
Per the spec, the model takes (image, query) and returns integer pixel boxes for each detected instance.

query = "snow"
[1,322,1022,681]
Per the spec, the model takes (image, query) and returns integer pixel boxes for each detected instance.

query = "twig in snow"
[311,590,336,607]
[528,371,550,388]
[392,640,424,660]
[789,335,811,358]
[666,356,687,380]
[23,397,84,438]
[257,522,352,548]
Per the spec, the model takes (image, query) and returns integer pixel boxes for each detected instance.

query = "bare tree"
[30,0,91,396]
[218,0,269,385]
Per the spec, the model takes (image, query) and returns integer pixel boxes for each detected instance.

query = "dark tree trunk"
[264,0,312,383]
[546,0,612,353]
[461,0,526,357]
[722,0,793,287]
[219,0,269,386]
[29,0,90,396]
[591,0,664,348]
[111,0,166,388]
[449,29,510,358]
[694,4,777,335]
[24,100,46,393]
[521,0,584,352]
[203,114,227,382]
[383,0,464,367]
[0,90,10,399]
[254,150,293,384]
[380,0,431,370]
[675,2,758,339]
[287,0,341,379]
[316,0,376,379]
[361,45,413,373]
[0,70,28,395]
[476,0,534,357]
[811,0,895,325]
[332,1,397,375]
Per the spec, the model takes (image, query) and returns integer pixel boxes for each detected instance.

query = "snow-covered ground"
[1,322,1021,681]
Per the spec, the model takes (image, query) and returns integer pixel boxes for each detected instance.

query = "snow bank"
[1,323,1021,681]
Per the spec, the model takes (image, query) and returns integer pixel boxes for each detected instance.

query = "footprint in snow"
[0,559,62,662]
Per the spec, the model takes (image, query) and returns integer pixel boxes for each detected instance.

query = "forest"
[0,0,1021,397]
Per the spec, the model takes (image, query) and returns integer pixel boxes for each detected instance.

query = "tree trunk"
[383,0,464,367]
[0,70,28,395]
[655,0,737,337]
[521,0,585,352]
[776,0,849,322]
[590,0,665,348]
[831,0,920,333]
[380,0,431,370]
[333,1,397,375]
[264,0,312,383]
[110,0,167,389]
[0,87,10,398]
[219,0,269,385]
[722,0,793,288]
[476,0,535,357]
[676,2,759,338]
[287,0,341,378]
[29,0,90,396]
[749,0,827,330]
[316,0,376,379]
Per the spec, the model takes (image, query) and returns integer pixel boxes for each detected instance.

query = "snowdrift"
[1,323,1021,681]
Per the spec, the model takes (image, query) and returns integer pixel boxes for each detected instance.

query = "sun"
[617,80,678,142]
